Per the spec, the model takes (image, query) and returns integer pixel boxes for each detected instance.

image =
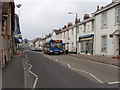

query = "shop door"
[85,41,89,54]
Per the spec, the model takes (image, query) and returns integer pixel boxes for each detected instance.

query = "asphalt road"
[25,51,119,88]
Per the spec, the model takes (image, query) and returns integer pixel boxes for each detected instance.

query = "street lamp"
[16,4,22,16]
[68,12,78,54]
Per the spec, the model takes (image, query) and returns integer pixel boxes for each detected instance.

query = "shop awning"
[79,34,94,39]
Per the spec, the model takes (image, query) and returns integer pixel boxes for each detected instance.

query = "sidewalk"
[68,54,120,67]
[0,69,2,90]
[2,54,24,88]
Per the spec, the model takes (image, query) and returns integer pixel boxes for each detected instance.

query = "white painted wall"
[77,19,94,54]
[94,6,119,57]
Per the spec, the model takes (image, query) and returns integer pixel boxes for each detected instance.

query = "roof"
[93,2,120,15]
[53,29,62,35]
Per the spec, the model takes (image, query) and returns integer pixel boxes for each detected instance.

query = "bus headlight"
[50,51,53,52]
[60,51,63,52]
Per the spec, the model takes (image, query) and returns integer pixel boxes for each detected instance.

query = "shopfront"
[78,34,94,55]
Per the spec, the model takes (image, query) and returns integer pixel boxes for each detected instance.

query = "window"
[101,35,107,53]
[87,25,90,32]
[83,24,86,33]
[64,32,65,38]
[116,7,120,23]
[92,21,94,31]
[81,42,85,53]
[102,12,107,28]
[68,30,69,39]
[72,28,74,35]
[77,26,79,34]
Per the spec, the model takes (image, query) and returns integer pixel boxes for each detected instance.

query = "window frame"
[115,6,120,24]
[101,35,107,53]
[101,12,108,28]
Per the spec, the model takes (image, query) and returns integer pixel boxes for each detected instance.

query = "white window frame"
[101,12,108,28]
[72,28,74,35]
[91,21,94,31]
[116,6,120,24]
[101,35,107,53]
[83,23,86,33]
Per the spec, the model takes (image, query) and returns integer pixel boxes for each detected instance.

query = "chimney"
[63,25,67,29]
[68,22,73,27]
[97,6,99,11]
[64,25,67,28]
[75,18,80,24]
[83,14,90,20]
[100,6,104,9]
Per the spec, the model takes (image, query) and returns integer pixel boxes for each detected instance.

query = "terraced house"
[77,14,94,55]
[0,1,15,68]
[93,0,120,58]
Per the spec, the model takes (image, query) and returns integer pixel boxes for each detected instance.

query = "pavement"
[68,53,120,67]
[2,54,24,88]
[0,69,2,90]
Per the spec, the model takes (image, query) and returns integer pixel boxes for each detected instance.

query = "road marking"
[56,59,58,62]
[67,64,88,74]
[22,55,27,88]
[67,64,103,83]
[108,81,120,84]
[89,73,103,83]
[25,55,38,89]
[56,59,103,83]
[27,63,38,89]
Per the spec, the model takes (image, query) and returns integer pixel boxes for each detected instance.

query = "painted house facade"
[93,1,120,57]
[77,15,95,55]
[0,1,15,68]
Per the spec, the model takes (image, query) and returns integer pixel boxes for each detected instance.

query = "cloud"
[15,0,111,40]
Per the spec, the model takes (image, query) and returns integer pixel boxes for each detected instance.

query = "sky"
[14,0,112,40]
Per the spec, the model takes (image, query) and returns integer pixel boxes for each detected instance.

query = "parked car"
[30,47,36,51]
[35,47,43,52]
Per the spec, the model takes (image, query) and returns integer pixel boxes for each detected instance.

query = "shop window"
[81,42,85,53]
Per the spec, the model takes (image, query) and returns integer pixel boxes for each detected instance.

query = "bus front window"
[51,43,62,48]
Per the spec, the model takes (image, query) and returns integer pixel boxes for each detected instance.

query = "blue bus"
[43,40,63,54]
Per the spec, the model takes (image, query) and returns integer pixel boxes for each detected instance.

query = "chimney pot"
[83,14,90,20]
[97,6,99,11]
[68,22,73,27]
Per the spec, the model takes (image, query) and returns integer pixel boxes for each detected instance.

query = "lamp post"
[68,12,78,54]
[16,4,22,16]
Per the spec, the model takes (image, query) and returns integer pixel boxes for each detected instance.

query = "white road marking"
[67,64,88,74]
[22,55,27,88]
[108,81,120,84]
[89,73,103,83]
[27,63,38,89]
[56,59,58,62]
[67,64,103,83]
[25,55,38,89]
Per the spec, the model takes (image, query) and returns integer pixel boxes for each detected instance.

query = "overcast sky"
[14,0,112,40]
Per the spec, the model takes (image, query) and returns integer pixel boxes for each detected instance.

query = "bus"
[43,40,63,54]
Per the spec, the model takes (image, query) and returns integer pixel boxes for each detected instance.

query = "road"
[25,50,119,88]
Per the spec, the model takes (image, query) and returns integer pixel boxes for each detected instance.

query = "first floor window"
[116,7,120,23]
[102,12,107,28]
[101,35,107,53]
